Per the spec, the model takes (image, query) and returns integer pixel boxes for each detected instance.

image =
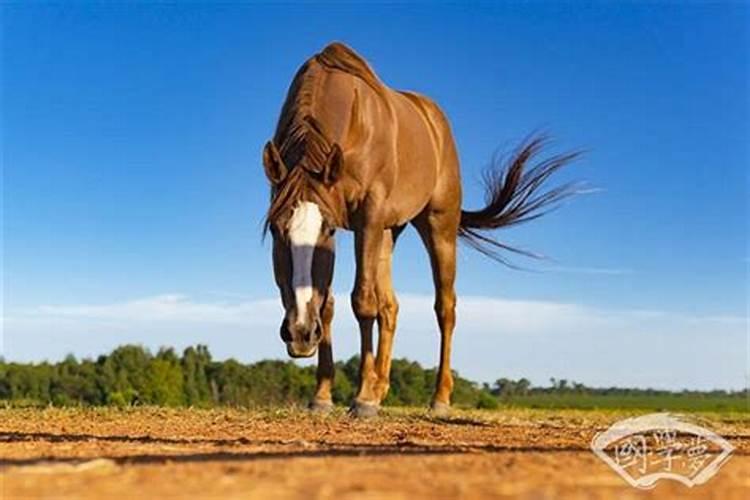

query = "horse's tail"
[458,134,583,266]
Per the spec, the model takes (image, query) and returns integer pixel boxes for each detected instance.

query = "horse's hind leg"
[373,227,404,403]
[413,209,459,415]
[310,291,335,413]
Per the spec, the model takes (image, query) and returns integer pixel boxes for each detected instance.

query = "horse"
[262,42,580,416]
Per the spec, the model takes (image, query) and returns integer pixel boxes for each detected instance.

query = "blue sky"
[3,3,747,389]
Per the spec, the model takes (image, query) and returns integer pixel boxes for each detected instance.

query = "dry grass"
[1,407,748,499]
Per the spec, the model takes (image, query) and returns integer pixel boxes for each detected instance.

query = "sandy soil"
[1,407,747,499]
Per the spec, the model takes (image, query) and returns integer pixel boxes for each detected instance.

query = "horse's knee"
[377,294,399,331]
[351,285,378,321]
[434,292,456,330]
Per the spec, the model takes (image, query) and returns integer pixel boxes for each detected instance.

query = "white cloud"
[33,294,281,325]
[3,294,746,390]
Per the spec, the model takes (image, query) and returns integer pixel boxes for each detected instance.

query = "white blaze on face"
[287,202,323,326]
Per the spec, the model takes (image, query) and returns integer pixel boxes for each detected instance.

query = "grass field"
[1,406,747,499]
[494,393,749,412]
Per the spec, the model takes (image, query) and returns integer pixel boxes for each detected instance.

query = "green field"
[493,393,748,412]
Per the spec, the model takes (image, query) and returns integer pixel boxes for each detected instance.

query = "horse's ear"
[263,141,287,185]
[322,144,342,185]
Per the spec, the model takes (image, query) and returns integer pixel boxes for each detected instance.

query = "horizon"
[2,340,747,394]
[3,3,748,391]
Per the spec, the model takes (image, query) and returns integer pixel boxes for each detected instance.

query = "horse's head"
[268,201,336,358]
[263,141,339,358]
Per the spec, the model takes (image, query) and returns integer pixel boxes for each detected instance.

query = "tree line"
[0,345,492,408]
[0,345,745,410]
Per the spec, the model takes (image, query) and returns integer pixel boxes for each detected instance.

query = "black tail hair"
[459,134,583,266]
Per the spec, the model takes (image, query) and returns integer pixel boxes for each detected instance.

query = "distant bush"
[476,391,499,410]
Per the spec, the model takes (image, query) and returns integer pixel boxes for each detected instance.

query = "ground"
[1,407,747,499]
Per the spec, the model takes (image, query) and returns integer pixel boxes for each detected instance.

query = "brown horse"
[263,43,579,416]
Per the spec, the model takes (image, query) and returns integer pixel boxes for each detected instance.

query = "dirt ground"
[1,407,747,499]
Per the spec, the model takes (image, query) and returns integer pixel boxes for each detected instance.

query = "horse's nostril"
[306,326,319,343]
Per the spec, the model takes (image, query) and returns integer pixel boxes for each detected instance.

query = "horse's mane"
[265,43,382,233]
[274,42,384,170]
[315,42,385,96]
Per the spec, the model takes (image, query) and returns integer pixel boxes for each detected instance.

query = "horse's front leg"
[350,223,385,417]
[310,291,335,412]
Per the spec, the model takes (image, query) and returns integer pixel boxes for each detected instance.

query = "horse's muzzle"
[286,341,318,358]
[281,317,322,358]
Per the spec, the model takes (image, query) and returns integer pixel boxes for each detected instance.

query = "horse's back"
[395,90,461,213]
[305,44,462,224]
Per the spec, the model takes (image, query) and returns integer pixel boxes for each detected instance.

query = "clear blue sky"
[3,3,747,389]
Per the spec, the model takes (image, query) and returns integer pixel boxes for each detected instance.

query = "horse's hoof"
[349,401,379,418]
[430,401,451,417]
[309,399,334,414]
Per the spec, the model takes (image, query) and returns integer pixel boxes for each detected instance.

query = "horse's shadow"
[0,430,591,468]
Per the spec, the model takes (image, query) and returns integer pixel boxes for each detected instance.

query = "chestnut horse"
[262,43,579,416]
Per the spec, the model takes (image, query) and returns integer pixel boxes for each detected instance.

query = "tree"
[146,348,184,406]
[182,345,212,406]
[101,345,153,403]
[516,378,531,396]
